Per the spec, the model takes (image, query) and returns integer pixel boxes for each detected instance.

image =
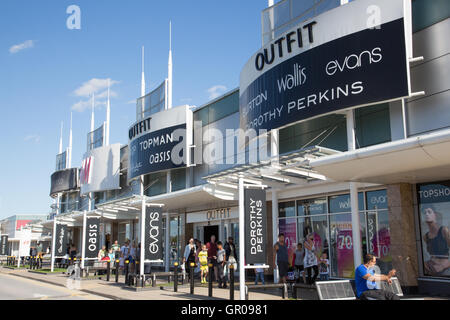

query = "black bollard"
[115,259,120,283]
[124,260,129,285]
[173,262,178,292]
[106,261,111,282]
[135,261,140,287]
[208,263,213,297]
[190,262,195,295]
[229,264,235,300]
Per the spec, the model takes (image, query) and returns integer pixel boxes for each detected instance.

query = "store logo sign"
[144,207,163,261]
[148,211,160,254]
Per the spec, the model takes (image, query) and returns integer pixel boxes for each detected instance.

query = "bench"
[315,280,357,300]
[83,261,109,277]
[245,283,288,300]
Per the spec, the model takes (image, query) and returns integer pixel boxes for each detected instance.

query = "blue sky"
[0,0,268,219]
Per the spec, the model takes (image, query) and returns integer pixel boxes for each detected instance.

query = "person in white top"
[303,233,319,285]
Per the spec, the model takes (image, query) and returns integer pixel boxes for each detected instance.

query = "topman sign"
[239,0,412,133]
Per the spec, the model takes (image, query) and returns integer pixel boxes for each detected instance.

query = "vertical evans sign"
[55,224,68,256]
[244,188,267,264]
[0,235,8,255]
[85,218,100,259]
[144,207,163,261]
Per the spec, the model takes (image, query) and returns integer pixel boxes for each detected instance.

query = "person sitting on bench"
[355,254,400,300]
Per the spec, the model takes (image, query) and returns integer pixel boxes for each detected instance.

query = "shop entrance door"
[203,225,219,245]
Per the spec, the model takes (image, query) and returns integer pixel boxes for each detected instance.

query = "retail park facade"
[2,0,448,295]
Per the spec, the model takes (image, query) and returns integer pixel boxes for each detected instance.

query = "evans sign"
[144,207,163,261]
[240,0,412,133]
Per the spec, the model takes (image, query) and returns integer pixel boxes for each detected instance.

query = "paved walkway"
[0,267,285,300]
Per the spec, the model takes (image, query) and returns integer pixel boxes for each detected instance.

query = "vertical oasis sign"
[55,224,68,256]
[0,235,8,255]
[144,207,163,261]
[244,188,267,264]
[85,217,100,259]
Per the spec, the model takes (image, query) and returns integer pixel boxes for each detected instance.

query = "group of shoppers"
[274,233,330,285]
[96,239,141,273]
[183,235,238,288]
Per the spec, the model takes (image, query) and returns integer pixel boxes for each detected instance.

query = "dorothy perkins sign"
[244,188,267,264]
[239,0,412,132]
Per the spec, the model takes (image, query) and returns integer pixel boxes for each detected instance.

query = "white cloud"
[24,134,40,143]
[9,40,35,54]
[207,85,227,100]
[73,78,119,98]
[71,78,119,112]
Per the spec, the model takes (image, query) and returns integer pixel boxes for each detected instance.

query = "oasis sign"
[84,217,100,259]
[0,235,8,256]
[144,207,163,261]
[128,105,192,181]
[239,0,412,133]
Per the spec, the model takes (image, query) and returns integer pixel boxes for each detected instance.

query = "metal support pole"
[140,178,145,277]
[229,264,235,300]
[125,260,129,285]
[50,216,57,272]
[174,262,178,292]
[115,259,119,283]
[190,262,195,294]
[106,261,111,282]
[81,211,87,270]
[208,263,213,297]
[238,176,246,300]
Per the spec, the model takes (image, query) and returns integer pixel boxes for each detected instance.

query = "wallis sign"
[239,0,412,133]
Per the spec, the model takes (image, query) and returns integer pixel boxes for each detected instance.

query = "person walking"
[318,252,330,281]
[292,243,305,283]
[183,238,197,280]
[304,234,318,285]
[355,254,399,300]
[216,241,227,288]
[206,235,218,282]
[273,234,289,284]
[224,237,238,282]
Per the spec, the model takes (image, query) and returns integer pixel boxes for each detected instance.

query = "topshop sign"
[239,0,412,133]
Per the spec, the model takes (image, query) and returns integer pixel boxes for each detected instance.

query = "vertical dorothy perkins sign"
[85,217,100,259]
[244,188,267,264]
[144,207,163,261]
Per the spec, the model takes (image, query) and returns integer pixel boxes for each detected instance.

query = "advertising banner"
[128,124,186,180]
[84,217,100,259]
[0,235,8,255]
[50,168,79,196]
[144,207,164,261]
[418,181,450,277]
[55,224,68,257]
[240,0,411,133]
[244,188,267,265]
[80,143,121,195]
[18,229,31,258]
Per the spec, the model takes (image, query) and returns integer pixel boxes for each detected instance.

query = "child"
[198,244,209,284]
[318,252,330,281]
[254,264,265,285]
[216,241,227,288]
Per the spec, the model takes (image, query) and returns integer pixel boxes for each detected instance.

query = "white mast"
[141,46,146,97]
[68,112,73,168]
[106,79,111,146]
[167,21,173,110]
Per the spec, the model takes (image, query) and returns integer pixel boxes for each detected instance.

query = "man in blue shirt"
[355,254,400,300]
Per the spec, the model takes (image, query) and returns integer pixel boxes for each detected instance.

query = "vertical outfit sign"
[1,235,9,255]
[144,207,163,261]
[85,218,100,259]
[55,224,68,256]
[244,188,267,264]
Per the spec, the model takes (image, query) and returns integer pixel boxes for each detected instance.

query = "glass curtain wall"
[278,189,390,278]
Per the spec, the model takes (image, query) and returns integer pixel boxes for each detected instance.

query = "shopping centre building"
[33,0,450,295]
